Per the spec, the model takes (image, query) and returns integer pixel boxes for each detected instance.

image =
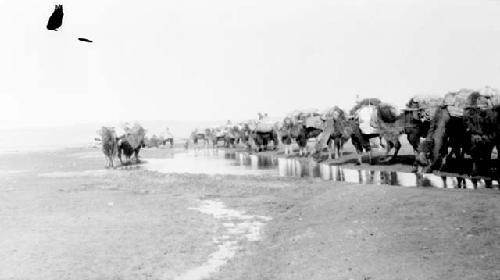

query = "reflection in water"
[144,149,498,189]
[272,153,496,189]
[143,150,276,176]
[278,156,498,189]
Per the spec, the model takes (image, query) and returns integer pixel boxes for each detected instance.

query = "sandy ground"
[0,146,499,280]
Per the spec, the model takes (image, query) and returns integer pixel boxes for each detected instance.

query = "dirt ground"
[0,147,499,280]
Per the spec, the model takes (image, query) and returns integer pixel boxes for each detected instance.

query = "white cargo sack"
[357,106,379,135]
[256,122,274,133]
[252,116,275,133]
[305,115,323,129]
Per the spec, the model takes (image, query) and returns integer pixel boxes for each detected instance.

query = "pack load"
[100,127,117,143]
[479,86,500,107]
[444,87,500,116]
[357,105,379,135]
[256,120,275,133]
[287,108,320,122]
[321,106,344,120]
[405,95,443,121]
[377,103,398,123]
[304,115,323,129]
[225,127,236,138]
[349,98,381,116]
[122,123,146,149]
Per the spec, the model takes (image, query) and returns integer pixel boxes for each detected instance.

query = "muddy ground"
[0,147,499,280]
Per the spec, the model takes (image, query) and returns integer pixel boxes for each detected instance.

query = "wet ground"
[142,149,499,189]
[1,147,499,280]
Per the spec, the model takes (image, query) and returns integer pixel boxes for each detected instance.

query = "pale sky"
[1,0,500,128]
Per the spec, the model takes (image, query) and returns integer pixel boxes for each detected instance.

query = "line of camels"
[191,89,500,181]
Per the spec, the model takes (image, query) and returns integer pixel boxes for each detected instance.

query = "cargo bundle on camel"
[245,113,279,152]
[418,87,500,181]
[402,94,444,171]
[312,106,352,159]
[281,108,322,156]
[161,127,174,147]
[191,128,212,146]
[347,98,404,165]
[117,123,146,165]
[279,107,351,158]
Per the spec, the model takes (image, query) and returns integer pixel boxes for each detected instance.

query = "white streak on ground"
[173,200,271,280]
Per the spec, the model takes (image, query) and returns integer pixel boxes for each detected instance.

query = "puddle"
[144,149,276,176]
[279,157,499,189]
[145,150,499,189]
[175,200,271,280]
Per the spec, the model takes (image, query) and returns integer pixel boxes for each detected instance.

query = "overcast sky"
[1,0,500,128]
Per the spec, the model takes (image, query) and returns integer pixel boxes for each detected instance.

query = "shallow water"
[144,149,276,176]
[278,157,498,189]
[175,200,271,280]
[144,149,499,189]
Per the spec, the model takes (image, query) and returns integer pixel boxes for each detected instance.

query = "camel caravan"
[98,124,176,167]
[98,86,499,181]
[99,123,148,168]
[187,86,499,181]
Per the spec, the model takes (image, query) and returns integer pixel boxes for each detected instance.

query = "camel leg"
[333,140,339,159]
[430,133,446,171]
[351,136,363,165]
[134,150,140,163]
[411,150,419,173]
[354,145,363,165]
[118,149,123,165]
[385,140,401,163]
[391,141,401,162]
[368,149,374,165]
[356,151,363,165]
[378,136,385,149]
[324,139,332,160]
[337,139,344,159]
[379,141,392,163]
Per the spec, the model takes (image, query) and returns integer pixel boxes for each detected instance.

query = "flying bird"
[78,38,93,43]
[46,5,64,31]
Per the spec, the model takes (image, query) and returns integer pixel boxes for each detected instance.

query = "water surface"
[143,149,499,189]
